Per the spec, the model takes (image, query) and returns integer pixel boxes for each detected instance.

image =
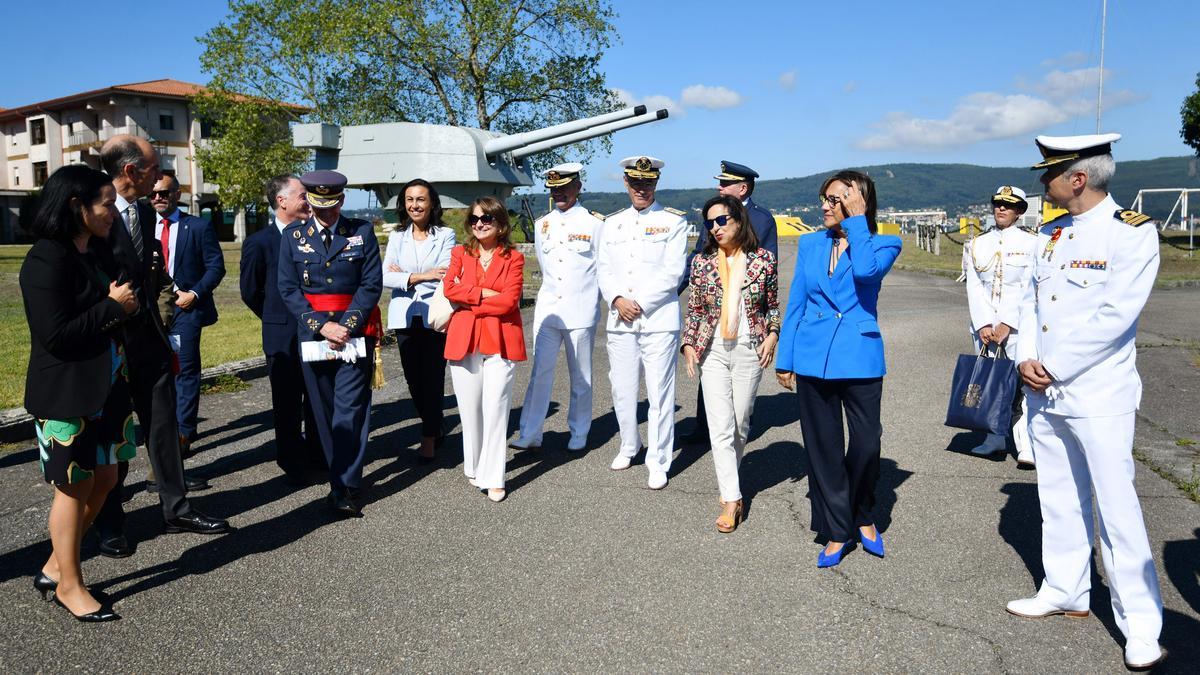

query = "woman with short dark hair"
[20,165,139,620]
[681,195,780,532]
[443,196,526,502]
[775,170,902,567]
[383,179,456,462]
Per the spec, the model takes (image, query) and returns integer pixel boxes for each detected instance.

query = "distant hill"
[507,156,1200,222]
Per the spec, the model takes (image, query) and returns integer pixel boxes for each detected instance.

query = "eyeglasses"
[467,213,496,226]
[818,194,843,207]
[150,189,175,199]
[704,214,733,229]
[627,179,656,190]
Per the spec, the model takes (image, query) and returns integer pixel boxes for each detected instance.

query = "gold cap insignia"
[547,171,560,182]
[635,157,652,172]
[316,185,330,195]
[1000,186,1012,197]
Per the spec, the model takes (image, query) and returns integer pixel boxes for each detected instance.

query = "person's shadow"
[1161,528,1200,672]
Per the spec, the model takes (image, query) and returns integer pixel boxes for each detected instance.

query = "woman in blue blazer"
[776,170,902,568]
[382,179,457,461]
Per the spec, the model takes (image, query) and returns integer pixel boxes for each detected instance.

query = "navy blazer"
[241,220,299,355]
[106,199,172,365]
[681,197,778,292]
[277,216,382,340]
[164,211,225,329]
[776,216,901,380]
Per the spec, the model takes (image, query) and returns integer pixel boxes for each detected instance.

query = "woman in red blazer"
[444,196,525,502]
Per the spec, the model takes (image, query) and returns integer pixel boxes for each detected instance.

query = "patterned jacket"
[681,247,780,353]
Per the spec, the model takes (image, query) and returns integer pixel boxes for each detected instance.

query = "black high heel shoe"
[51,594,120,622]
[33,573,110,603]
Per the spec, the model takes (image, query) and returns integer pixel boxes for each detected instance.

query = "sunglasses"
[467,213,496,226]
[704,214,734,229]
[150,189,175,199]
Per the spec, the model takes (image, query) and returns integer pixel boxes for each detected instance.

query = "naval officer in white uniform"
[511,163,604,452]
[1008,133,1164,672]
[597,156,689,489]
[963,185,1038,465]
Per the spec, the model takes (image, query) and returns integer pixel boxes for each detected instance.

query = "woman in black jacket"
[20,165,138,621]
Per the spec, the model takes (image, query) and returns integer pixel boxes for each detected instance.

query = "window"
[199,117,215,139]
[33,162,48,187]
[12,167,19,186]
[159,109,175,131]
[160,153,177,172]
[30,119,46,145]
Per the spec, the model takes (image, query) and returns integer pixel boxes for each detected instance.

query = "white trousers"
[699,335,763,502]
[1030,410,1162,642]
[606,330,678,474]
[517,321,595,443]
[449,352,516,489]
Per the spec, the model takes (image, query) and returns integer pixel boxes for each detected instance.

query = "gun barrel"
[483,105,646,157]
[510,109,669,161]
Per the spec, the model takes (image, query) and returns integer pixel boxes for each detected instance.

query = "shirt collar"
[158,208,181,224]
[636,201,661,216]
[114,192,133,213]
[1072,193,1117,226]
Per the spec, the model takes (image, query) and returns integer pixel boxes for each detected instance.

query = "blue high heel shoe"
[860,528,885,558]
[817,542,852,568]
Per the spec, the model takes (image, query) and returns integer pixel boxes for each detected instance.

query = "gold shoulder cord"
[969,235,1003,304]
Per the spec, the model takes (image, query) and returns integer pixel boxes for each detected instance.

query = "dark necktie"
[127,205,144,259]
[322,228,332,251]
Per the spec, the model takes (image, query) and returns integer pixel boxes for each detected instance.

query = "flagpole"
[1096,0,1107,133]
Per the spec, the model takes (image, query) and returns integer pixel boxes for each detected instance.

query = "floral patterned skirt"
[35,341,135,486]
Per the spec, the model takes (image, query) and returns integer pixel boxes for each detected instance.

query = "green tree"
[198,0,620,168]
[190,90,308,240]
[1182,71,1200,155]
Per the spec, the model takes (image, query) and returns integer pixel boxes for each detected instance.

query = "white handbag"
[426,280,454,333]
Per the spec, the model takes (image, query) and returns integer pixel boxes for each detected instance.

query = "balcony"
[97,125,154,143]
[66,128,98,147]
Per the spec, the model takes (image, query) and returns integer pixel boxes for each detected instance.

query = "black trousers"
[395,320,447,438]
[95,349,192,533]
[267,348,326,475]
[794,375,883,542]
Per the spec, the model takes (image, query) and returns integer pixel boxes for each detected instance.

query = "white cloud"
[612,87,684,116]
[856,67,1144,151]
[1041,51,1089,69]
[843,80,858,94]
[680,84,744,109]
[778,71,797,91]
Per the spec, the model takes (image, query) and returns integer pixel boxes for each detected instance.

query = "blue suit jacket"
[241,220,299,355]
[681,197,778,292]
[776,215,901,380]
[278,216,382,340]
[168,212,225,329]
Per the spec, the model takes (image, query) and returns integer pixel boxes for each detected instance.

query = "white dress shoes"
[610,455,632,471]
[567,436,587,452]
[647,471,668,490]
[1016,447,1036,469]
[1123,638,1164,671]
[1005,596,1089,619]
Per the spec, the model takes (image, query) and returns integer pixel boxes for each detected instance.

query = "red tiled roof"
[0,79,306,121]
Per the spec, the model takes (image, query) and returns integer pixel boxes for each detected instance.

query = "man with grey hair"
[1007,133,1164,671]
[239,174,326,484]
[93,135,228,558]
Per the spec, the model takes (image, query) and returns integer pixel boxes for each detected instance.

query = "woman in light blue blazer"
[776,170,902,568]
[383,179,457,462]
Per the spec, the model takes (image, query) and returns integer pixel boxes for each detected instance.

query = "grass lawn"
[0,234,544,411]
[894,231,1200,284]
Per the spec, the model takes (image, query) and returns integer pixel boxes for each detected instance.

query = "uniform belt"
[304,293,383,339]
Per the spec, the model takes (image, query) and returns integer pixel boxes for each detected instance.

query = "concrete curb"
[0,356,268,444]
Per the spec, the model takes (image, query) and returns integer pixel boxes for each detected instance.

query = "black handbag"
[944,344,1018,435]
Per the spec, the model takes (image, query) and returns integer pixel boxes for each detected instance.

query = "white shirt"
[114,192,135,235]
[963,225,1038,331]
[1016,194,1160,417]
[596,201,689,333]
[155,208,181,278]
[532,203,603,330]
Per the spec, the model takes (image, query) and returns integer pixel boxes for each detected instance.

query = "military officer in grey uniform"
[1007,134,1164,671]
[511,163,604,452]
[278,170,382,517]
[963,185,1038,465]
[597,156,689,489]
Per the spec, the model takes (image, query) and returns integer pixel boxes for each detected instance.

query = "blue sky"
[4,0,1198,202]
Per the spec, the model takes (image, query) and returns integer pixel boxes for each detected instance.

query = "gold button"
[1069,233,1075,239]
[1051,295,1057,301]
[326,277,333,284]
[836,312,842,318]
[327,311,335,317]
[1060,264,1066,270]
[1083,280,1088,286]
[325,262,331,268]
[1042,325,1048,332]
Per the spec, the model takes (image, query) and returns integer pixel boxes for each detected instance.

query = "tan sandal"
[715,499,743,533]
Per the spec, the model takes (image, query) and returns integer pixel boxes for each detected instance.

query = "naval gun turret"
[292,106,669,209]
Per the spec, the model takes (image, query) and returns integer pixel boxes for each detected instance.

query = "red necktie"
[160,218,171,271]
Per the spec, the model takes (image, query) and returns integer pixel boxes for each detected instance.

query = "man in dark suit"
[149,175,226,450]
[679,160,779,445]
[93,135,228,557]
[240,174,326,485]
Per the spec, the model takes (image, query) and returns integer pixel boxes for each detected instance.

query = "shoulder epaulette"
[1115,209,1151,227]
[590,210,606,221]
[606,209,624,219]
[664,207,687,217]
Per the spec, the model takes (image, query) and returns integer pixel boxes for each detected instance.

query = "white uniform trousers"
[449,352,516,490]
[1030,410,1162,642]
[606,330,678,473]
[699,334,763,502]
[517,321,595,443]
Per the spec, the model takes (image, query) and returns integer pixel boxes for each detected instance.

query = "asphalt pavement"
[1,239,1197,673]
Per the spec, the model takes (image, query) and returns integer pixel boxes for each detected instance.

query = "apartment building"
[1,79,230,242]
